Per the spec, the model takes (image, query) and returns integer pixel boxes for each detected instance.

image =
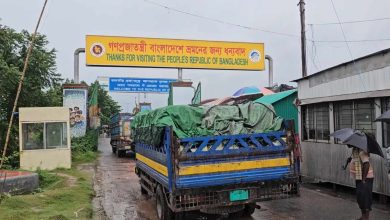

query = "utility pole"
[298,0,307,77]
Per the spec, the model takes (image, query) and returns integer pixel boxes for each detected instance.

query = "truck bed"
[136,127,296,187]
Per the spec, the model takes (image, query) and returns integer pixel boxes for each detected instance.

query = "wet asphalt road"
[93,138,390,220]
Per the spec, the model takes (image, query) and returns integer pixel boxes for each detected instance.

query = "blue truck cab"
[134,126,299,219]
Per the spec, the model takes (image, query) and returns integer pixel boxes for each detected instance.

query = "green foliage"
[71,129,99,163]
[43,83,63,106]
[0,23,62,166]
[89,81,121,125]
[36,169,62,190]
[0,150,19,169]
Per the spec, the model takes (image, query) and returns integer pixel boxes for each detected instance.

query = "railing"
[178,131,287,160]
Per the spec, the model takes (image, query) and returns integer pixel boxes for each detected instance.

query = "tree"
[0,24,62,166]
[88,81,121,125]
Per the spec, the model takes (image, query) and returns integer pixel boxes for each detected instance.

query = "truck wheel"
[174,212,184,220]
[242,203,256,216]
[112,147,117,154]
[156,186,174,220]
[117,150,126,158]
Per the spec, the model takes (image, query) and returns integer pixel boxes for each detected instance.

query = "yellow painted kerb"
[179,157,290,176]
[136,153,168,176]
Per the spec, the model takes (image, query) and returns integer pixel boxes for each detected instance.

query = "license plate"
[229,189,249,201]
[124,146,131,150]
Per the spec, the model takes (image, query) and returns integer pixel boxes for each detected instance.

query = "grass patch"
[0,129,100,219]
[36,169,63,190]
[72,151,99,164]
[0,167,94,220]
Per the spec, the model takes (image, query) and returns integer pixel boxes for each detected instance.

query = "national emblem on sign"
[90,42,105,57]
[249,49,261,63]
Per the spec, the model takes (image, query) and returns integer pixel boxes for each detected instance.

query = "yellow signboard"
[86,35,264,70]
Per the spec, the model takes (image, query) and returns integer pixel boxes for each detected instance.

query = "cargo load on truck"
[132,102,284,144]
[132,101,299,219]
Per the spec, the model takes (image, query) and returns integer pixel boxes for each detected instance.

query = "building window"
[302,103,330,141]
[22,123,44,150]
[22,122,68,150]
[334,99,376,139]
[46,122,68,149]
[382,97,390,148]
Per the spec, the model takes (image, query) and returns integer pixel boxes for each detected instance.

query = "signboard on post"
[86,35,265,70]
[109,77,176,93]
[63,88,88,138]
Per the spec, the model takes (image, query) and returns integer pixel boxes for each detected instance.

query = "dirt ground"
[93,138,390,220]
[93,137,156,220]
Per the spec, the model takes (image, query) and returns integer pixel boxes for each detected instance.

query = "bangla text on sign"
[109,77,176,93]
[86,35,265,71]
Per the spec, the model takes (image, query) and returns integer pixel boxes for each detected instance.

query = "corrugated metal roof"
[291,48,390,82]
[255,89,297,104]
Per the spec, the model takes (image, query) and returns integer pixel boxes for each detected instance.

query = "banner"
[109,77,176,93]
[86,35,265,70]
[63,89,87,138]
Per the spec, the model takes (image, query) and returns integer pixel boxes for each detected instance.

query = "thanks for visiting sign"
[86,35,265,70]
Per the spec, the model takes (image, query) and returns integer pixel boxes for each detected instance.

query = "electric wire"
[329,0,357,62]
[329,0,367,90]
[308,25,321,71]
[312,38,390,43]
[142,0,301,38]
[142,0,390,44]
[308,16,390,25]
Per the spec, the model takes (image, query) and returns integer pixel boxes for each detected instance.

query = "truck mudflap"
[168,174,299,213]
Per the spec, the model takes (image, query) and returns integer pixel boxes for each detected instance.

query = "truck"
[110,113,133,157]
[133,126,299,219]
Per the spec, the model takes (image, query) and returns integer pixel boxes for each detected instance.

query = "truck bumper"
[169,174,299,213]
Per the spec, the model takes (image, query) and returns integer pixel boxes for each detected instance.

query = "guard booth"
[19,107,71,170]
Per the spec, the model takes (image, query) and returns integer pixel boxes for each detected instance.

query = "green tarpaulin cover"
[132,101,283,140]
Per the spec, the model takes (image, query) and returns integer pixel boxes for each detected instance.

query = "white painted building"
[293,48,390,196]
[19,107,71,170]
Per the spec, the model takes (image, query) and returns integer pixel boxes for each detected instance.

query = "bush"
[36,169,62,190]
[71,129,98,153]
[71,129,99,163]
[1,151,20,170]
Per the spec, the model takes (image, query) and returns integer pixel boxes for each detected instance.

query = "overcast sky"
[1,0,390,110]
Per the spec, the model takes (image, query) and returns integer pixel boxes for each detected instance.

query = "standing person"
[349,146,374,220]
[293,133,303,182]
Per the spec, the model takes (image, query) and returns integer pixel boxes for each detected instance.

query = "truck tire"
[156,186,174,220]
[242,203,256,216]
[117,150,126,158]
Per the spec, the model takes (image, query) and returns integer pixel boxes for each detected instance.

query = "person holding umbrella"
[349,144,374,220]
[331,129,384,220]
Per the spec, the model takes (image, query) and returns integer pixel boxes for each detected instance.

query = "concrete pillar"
[375,98,383,146]
[329,102,335,144]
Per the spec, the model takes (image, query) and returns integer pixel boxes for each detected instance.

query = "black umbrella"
[375,110,390,122]
[330,128,384,158]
